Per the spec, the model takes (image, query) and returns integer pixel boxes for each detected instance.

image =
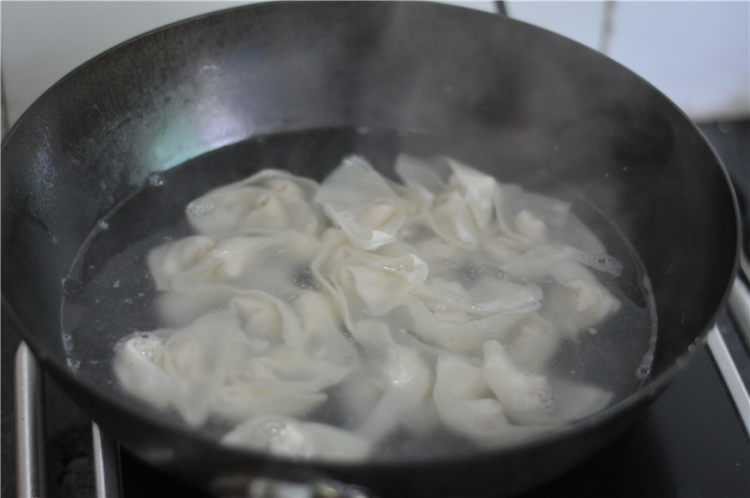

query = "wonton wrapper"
[396,155,498,248]
[115,310,239,426]
[501,246,621,335]
[348,320,433,443]
[223,415,371,461]
[153,231,317,326]
[315,156,407,250]
[483,340,613,426]
[433,354,543,445]
[186,169,324,238]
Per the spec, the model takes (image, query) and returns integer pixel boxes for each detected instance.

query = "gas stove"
[2,121,748,498]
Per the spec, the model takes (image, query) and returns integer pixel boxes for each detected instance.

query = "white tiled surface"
[507,1,750,121]
[2,1,748,127]
[507,1,607,50]
[605,1,750,121]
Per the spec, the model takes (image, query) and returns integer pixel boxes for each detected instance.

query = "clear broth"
[61,127,656,459]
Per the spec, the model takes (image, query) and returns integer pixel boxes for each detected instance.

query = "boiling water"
[61,127,656,460]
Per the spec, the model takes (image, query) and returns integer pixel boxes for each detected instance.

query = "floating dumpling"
[482,340,555,425]
[315,156,407,250]
[501,246,622,335]
[153,230,317,326]
[312,244,429,329]
[433,354,542,445]
[396,155,498,248]
[210,345,351,423]
[148,235,215,291]
[115,310,240,426]
[186,169,324,238]
[349,320,433,442]
[222,415,371,460]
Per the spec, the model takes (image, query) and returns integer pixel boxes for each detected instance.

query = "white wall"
[1,1,248,127]
[507,1,750,121]
[2,1,748,127]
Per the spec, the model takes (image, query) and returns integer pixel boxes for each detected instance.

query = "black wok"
[1,2,739,496]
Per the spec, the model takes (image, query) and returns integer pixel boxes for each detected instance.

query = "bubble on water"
[688,344,695,352]
[635,365,651,380]
[50,235,60,245]
[356,126,370,135]
[66,358,81,371]
[113,280,120,288]
[123,297,133,305]
[577,252,622,276]
[148,173,165,187]
[62,333,74,353]
[97,220,109,230]
[248,337,270,353]
[187,198,216,217]
[61,277,83,295]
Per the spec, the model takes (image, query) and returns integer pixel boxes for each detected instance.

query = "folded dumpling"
[500,244,622,280]
[493,184,570,245]
[211,345,351,423]
[114,310,240,426]
[424,158,498,248]
[312,244,429,328]
[115,298,353,426]
[433,354,542,445]
[394,154,448,200]
[315,156,407,250]
[148,235,216,291]
[482,340,555,425]
[222,416,371,461]
[493,184,616,257]
[501,246,621,335]
[186,169,324,238]
[153,231,317,325]
[482,340,613,426]
[113,332,180,411]
[505,313,561,372]
[401,299,526,353]
[230,292,303,348]
[347,320,433,443]
[397,272,541,353]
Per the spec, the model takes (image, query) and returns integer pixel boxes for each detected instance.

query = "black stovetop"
[2,121,749,498]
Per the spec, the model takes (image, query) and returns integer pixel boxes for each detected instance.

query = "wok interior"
[1,1,737,494]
